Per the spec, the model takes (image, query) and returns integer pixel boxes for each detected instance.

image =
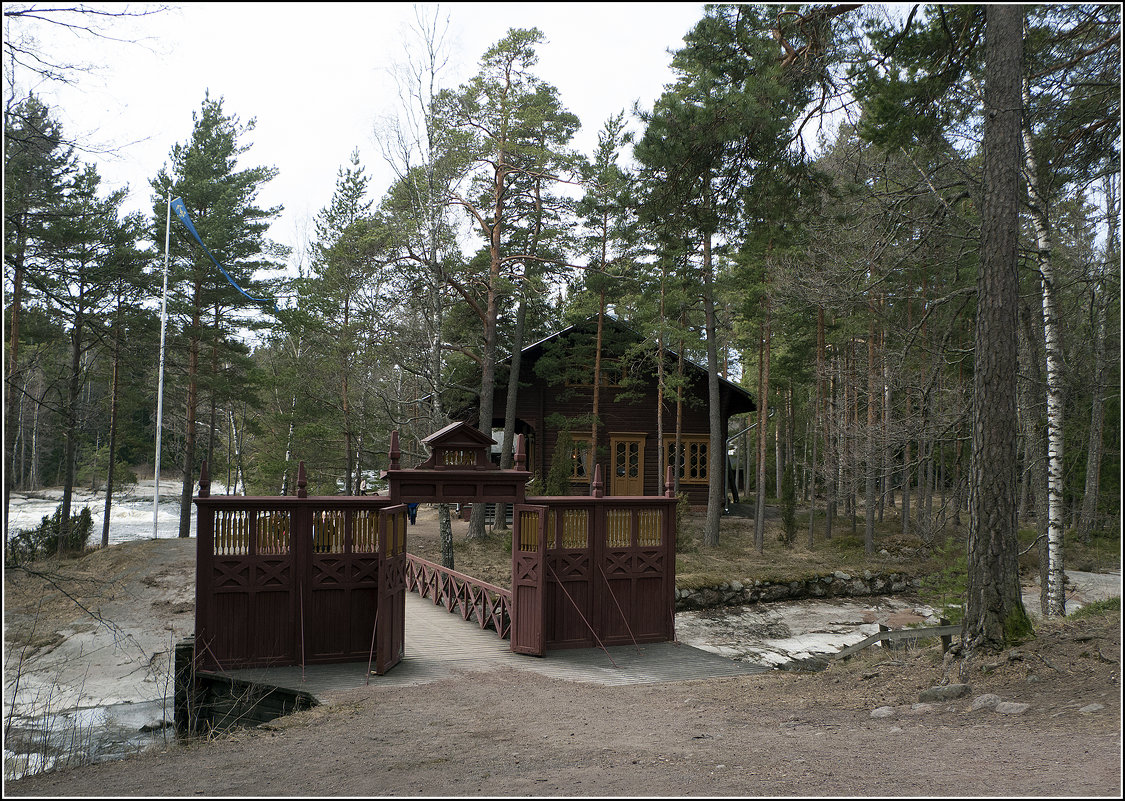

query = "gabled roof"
[422,420,497,449]
[514,313,756,415]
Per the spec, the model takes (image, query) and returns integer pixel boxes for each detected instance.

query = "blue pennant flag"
[170,197,279,313]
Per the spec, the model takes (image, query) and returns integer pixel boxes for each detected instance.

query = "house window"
[570,435,593,480]
[665,436,710,484]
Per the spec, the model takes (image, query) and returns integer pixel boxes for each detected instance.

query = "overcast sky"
[8,2,719,266]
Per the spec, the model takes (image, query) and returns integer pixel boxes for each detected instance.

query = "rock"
[993,701,1030,715]
[834,570,851,581]
[762,584,790,602]
[919,683,971,702]
[870,706,896,718]
[780,655,830,672]
[970,694,1002,712]
[1078,703,1105,714]
[907,703,935,714]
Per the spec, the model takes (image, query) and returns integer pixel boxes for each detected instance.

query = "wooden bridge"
[190,423,680,678]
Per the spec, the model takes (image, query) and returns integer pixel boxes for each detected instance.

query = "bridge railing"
[404,553,513,639]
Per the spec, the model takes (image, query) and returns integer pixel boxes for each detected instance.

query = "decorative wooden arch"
[382,423,531,506]
[192,422,675,675]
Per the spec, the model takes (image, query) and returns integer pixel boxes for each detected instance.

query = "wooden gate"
[375,505,407,674]
[194,464,402,672]
[522,465,678,652]
[511,504,547,656]
[194,427,677,674]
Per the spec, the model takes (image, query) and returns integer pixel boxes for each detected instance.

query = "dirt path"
[6,626,1121,797]
[4,529,1122,796]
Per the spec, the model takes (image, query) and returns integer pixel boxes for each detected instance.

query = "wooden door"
[374,505,407,675]
[610,435,645,496]
[511,504,547,656]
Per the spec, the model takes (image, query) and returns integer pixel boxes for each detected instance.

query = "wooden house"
[470,316,756,506]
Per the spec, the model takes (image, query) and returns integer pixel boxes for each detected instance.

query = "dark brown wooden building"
[474,316,755,506]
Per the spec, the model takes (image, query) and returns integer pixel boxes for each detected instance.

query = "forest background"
[4,4,1120,635]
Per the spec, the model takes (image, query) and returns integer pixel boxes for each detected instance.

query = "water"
[5,483,195,781]
[6,478,215,545]
[4,698,174,780]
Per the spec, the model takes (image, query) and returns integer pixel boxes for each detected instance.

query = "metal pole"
[154,192,171,539]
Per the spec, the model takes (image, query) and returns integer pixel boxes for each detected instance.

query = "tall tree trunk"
[1019,301,1051,614]
[58,302,85,554]
[702,224,724,547]
[1078,176,1116,541]
[1020,73,1066,616]
[102,299,123,548]
[825,354,837,540]
[4,225,26,540]
[964,4,1031,649]
[342,294,354,496]
[808,306,823,547]
[495,292,528,530]
[656,282,666,495]
[467,162,506,540]
[754,304,771,552]
[865,309,877,555]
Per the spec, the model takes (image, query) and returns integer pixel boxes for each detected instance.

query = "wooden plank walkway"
[224,592,766,700]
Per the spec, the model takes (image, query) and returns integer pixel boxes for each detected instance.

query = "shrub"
[6,504,94,565]
[921,541,967,623]
[544,431,575,496]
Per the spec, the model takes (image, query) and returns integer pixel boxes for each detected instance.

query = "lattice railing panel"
[405,554,512,640]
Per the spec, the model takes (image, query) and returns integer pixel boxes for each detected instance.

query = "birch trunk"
[1021,75,1066,616]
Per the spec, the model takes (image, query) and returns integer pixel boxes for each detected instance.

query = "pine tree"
[431,27,579,539]
[4,94,75,534]
[151,93,282,538]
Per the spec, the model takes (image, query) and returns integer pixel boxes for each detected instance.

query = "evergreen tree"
[431,27,579,538]
[4,94,74,534]
[151,92,283,537]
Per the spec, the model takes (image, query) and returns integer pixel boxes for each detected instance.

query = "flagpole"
[154,191,171,539]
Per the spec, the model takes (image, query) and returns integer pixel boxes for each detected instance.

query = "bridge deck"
[223,592,766,700]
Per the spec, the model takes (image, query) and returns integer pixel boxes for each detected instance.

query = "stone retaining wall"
[674,570,924,611]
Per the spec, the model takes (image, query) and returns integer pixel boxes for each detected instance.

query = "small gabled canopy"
[418,421,497,469]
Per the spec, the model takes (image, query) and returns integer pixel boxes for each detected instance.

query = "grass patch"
[410,503,1119,596]
[673,511,941,589]
[1068,596,1121,619]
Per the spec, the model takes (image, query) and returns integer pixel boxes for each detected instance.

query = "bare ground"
[4,513,1122,797]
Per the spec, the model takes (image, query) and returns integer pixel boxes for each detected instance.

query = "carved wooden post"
[665,465,675,498]
[198,460,210,498]
[591,463,604,498]
[389,430,401,471]
[514,434,527,504]
[297,461,308,499]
